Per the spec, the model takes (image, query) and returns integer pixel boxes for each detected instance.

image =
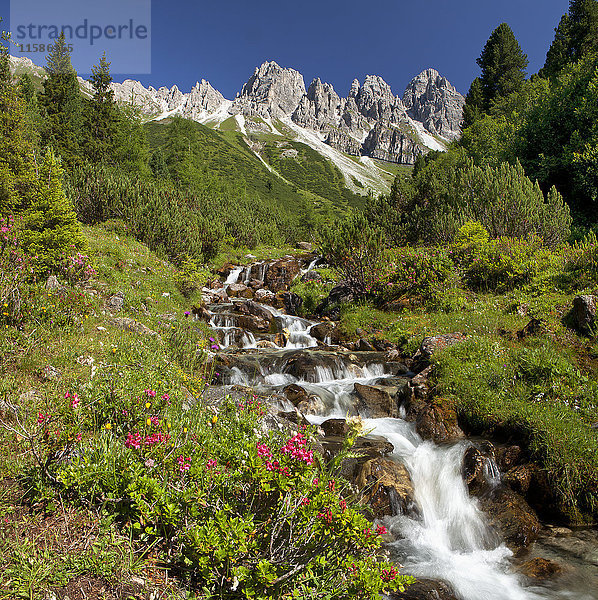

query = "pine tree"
[542,1,598,77]
[18,148,86,274]
[84,53,119,163]
[477,23,528,106]
[39,32,82,165]
[462,77,485,128]
[541,15,573,77]
[0,39,36,215]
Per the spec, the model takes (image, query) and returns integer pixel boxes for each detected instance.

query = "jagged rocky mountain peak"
[237,60,306,118]
[403,68,465,140]
[9,54,464,167]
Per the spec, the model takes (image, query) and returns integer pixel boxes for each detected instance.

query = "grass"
[336,282,598,522]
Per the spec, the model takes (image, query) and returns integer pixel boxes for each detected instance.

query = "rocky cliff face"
[10,55,464,164]
[291,78,342,132]
[234,61,306,119]
[402,68,464,140]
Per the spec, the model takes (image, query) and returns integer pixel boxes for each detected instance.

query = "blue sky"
[2,0,569,97]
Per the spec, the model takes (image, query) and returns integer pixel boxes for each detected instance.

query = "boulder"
[416,333,466,361]
[321,418,351,437]
[356,338,376,351]
[315,283,356,319]
[494,445,523,472]
[45,275,60,291]
[282,292,303,316]
[283,384,309,406]
[570,295,596,335]
[296,394,326,415]
[227,283,253,298]
[309,321,341,344]
[462,443,498,496]
[274,331,289,347]
[235,300,274,323]
[211,288,229,303]
[235,314,272,333]
[41,365,61,380]
[478,487,541,552]
[518,557,562,579]
[264,258,301,292]
[415,399,464,443]
[254,288,276,304]
[256,340,278,349]
[517,318,546,339]
[108,317,159,337]
[296,242,312,251]
[354,382,400,418]
[389,579,458,600]
[106,291,125,311]
[355,458,417,517]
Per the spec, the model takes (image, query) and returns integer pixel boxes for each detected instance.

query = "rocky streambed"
[195,255,598,600]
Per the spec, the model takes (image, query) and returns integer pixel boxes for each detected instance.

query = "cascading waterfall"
[225,266,244,286]
[202,270,592,600]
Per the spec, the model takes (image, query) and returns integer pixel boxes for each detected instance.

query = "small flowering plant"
[61,250,97,285]
[52,381,412,599]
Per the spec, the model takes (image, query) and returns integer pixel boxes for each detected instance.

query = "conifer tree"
[462,77,485,128]
[84,53,118,163]
[542,1,598,77]
[18,148,86,274]
[0,37,35,215]
[39,32,82,165]
[477,23,528,105]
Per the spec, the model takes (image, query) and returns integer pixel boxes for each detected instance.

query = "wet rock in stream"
[389,578,458,600]
[355,458,417,518]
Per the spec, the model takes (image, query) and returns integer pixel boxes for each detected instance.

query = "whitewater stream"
[201,265,597,600]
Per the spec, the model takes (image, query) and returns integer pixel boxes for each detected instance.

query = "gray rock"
[362,120,425,164]
[108,317,159,337]
[291,77,342,132]
[45,275,60,291]
[106,292,125,311]
[571,295,596,335]
[234,61,306,118]
[41,365,61,380]
[403,68,465,140]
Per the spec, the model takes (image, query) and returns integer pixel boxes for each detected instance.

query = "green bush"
[317,211,384,295]
[564,231,598,286]
[24,340,413,599]
[395,152,572,246]
[373,246,457,307]
[451,221,554,291]
[173,256,210,298]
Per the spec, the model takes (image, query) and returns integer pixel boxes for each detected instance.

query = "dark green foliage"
[39,33,82,166]
[517,54,598,217]
[83,54,119,164]
[64,161,309,262]
[18,149,86,275]
[375,151,571,246]
[462,77,484,128]
[477,23,528,104]
[542,14,574,77]
[365,173,414,246]
[0,52,35,214]
[317,211,384,294]
[463,23,528,126]
[149,148,169,179]
[543,1,598,77]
